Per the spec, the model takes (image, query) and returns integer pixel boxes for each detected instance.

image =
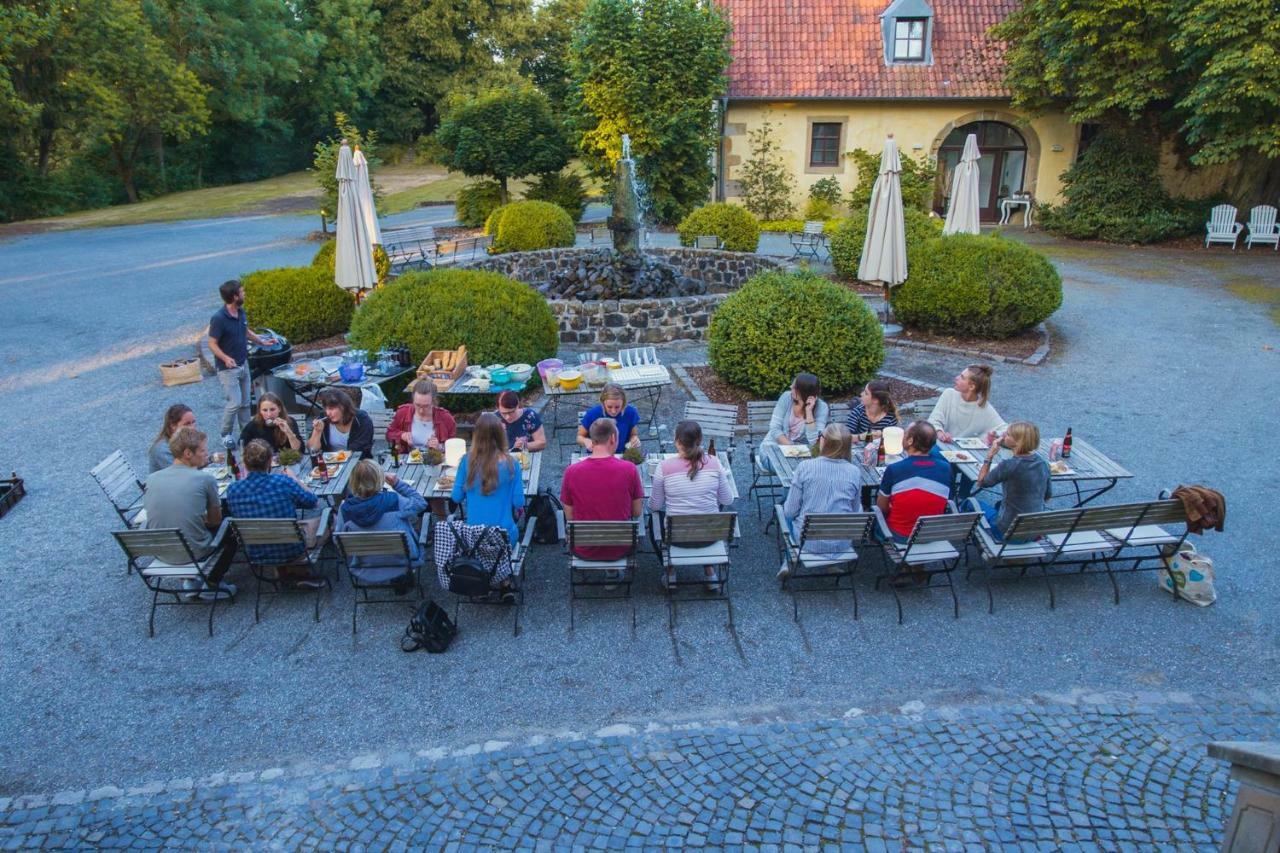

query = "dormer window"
[880,0,934,66]
[893,18,927,61]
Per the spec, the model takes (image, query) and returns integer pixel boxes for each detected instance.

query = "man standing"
[144,427,236,599]
[560,418,643,561]
[208,279,275,439]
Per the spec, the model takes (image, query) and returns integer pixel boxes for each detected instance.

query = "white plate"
[780,445,811,458]
[954,438,988,450]
[942,450,976,464]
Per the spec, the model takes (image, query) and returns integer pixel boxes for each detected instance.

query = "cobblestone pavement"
[2,691,1271,849]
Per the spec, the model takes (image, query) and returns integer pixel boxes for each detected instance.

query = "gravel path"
[0,215,1277,808]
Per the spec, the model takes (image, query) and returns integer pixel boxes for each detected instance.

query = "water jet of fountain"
[609,134,647,254]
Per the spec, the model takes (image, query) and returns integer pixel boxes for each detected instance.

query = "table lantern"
[444,438,466,468]
[882,426,905,456]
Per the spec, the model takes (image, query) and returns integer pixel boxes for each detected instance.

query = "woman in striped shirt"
[650,420,733,590]
[845,379,899,441]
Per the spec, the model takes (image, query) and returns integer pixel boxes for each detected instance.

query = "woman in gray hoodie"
[337,459,428,585]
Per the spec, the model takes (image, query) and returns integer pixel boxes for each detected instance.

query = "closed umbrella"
[943,133,981,236]
[334,141,376,294]
[352,147,381,246]
[858,136,907,332]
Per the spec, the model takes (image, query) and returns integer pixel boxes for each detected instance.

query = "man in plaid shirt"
[226,439,321,582]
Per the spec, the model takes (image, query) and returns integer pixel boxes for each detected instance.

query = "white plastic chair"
[1245,205,1279,250]
[1205,204,1244,249]
[618,347,658,367]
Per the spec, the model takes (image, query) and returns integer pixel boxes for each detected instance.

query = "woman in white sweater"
[928,364,1008,442]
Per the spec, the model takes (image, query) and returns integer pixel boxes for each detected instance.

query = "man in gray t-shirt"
[144,428,236,594]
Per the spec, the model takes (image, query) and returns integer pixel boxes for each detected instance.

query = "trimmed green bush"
[829,207,943,280]
[347,268,558,371]
[677,203,761,252]
[312,239,390,286]
[242,266,355,344]
[708,269,884,396]
[456,179,505,228]
[809,177,843,206]
[890,234,1063,338]
[522,171,586,222]
[487,200,576,253]
[483,203,507,235]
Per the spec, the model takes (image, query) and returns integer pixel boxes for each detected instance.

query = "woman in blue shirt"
[576,383,641,450]
[451,413,524,545]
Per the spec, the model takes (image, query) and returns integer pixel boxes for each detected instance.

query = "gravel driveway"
[0,215,1276,797]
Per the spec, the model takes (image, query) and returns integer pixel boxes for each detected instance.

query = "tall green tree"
[736,112,794,220]
[434,86,571,202]
[510,0,589,113]
[570,0,731,224]
[293,0,385,137]
[69,0,209,201]
[369,0,532,142]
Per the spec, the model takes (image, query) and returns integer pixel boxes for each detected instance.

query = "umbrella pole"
[880,283,902,337]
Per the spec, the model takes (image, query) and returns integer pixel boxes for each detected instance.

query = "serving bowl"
[557,368,583,390]
[506,363,533,383]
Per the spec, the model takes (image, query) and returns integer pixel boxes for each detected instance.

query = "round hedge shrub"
[488,200,576,253]
[677,203,760,252]
[483,203,507,236]
[890,234,1063,338]
[522,171,586,222]
[241,266,355,344]
[347,268,558,371]
[456,179,504,228]
[708,269,884,396]
[312,239,390,286]
[829,207,942,280]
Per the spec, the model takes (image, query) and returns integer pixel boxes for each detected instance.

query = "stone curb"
[4,688,1273,814]
[885,322,1051,366]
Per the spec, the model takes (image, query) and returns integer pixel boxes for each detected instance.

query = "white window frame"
[893,18,926,62]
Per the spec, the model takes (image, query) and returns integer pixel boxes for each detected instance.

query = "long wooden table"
[763,435,1132,507]
[384,451,544,500]
[209,455,357,503]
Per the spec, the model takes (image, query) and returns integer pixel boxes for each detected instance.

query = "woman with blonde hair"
[970,420,1051,542]
[336,458,427,587]
[450,413,524,545]
[149,403,196,471]
[777,422,861,580]
[577,383,641,450]
[928,364,1007,443]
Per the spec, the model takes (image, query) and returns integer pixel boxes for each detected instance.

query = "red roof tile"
[719,0,1020,100]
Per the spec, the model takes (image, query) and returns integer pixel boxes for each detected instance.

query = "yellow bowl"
[558,369,583,390]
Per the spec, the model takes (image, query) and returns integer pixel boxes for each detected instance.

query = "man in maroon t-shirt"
[560,417,644,560]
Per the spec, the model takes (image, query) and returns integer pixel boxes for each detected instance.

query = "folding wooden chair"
[112,524,235,637]
[229,511,333,623]
[874,506,980,623]
[566,520,639,632]
[91,450,147,530]
[660,512,738,628]
[775,508,876,620]
[681,400,739,462]
[334,524,429,633]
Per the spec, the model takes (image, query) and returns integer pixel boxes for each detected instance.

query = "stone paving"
[2,690,1271,849]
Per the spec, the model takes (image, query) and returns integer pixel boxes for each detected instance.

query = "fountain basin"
[463,247,787,344]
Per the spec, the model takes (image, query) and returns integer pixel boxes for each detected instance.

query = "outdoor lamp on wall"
[1051,144,1064,152]
[883,426,905,456]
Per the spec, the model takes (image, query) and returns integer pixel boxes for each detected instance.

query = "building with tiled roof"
[715,0,1080,218]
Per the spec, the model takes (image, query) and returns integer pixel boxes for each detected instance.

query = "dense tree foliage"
[569,0,731,224]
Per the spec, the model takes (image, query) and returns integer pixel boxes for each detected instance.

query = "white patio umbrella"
[334,141,376,294]
[858,135,907,332]
[352,146,381,246]
[942,133,981,236]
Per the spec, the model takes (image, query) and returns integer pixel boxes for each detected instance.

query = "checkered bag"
[432,520,513,592]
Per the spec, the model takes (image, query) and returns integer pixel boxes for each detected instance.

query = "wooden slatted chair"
[827,402,851,431]
[746,401,781,525]
[874,506,980,624]
[366,408,394,456]
[590,225,611,244]
[1245,205,1279,250]
[1205,204,1243,249]
[660,512,738,628]
[965,504,1086,613]
[333,525,429,633]
[91,450,147,530]
[112,524,235,637]
[382,224,439,271]
[229,511,333,623]
[566,520,639,632]
[775,509,876,620]
[682,400,739,461]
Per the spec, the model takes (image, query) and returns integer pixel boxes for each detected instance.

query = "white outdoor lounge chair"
[1245,205,1279,250]
[1205,204,1243,249]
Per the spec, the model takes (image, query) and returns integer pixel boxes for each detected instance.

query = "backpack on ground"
[401,600,457,653]
[530,489,564,545]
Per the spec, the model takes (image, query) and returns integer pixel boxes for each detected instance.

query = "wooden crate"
[415,346,467,392]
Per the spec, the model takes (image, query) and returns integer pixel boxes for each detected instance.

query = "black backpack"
[530,489,563,545]
[401,600,456,653]
[445,524,501,598]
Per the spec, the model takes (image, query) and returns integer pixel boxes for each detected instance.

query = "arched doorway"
[935,121,1028,221]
